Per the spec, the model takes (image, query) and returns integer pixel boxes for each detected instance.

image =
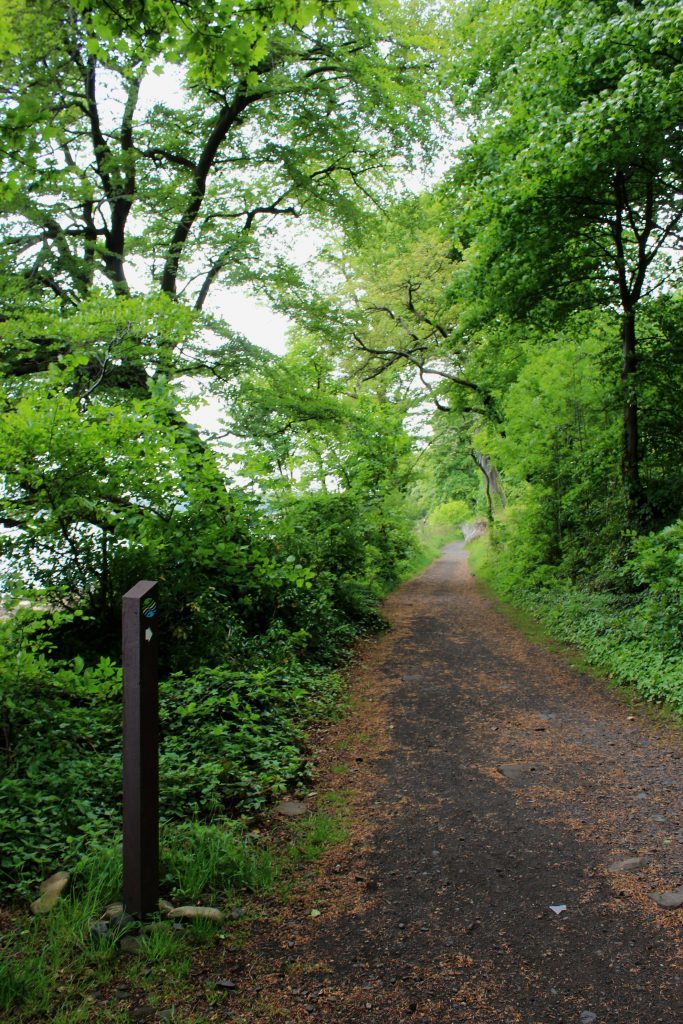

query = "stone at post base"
[167,905,224,922]
[30,871,70,915]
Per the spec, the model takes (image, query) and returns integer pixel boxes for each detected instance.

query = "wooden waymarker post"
[122,580,159,918]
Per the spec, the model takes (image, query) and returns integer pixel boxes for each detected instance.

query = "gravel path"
[207,542,683,1023]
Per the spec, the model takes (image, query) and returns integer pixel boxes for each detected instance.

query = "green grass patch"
[1,800,350,1021]
[160,819,275,904]
[286,811,349,864]
[318,789,351,808]
[0,844,123,1018]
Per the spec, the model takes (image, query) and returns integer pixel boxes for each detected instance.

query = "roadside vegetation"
[1,809,349,1021]
[469,526,683,714]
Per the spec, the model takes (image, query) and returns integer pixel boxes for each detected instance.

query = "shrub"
[472,523,683,712]
[427,499,471,529]
[0,614,347,897]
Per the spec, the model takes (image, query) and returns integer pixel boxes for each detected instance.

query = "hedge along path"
[204,542,683,1023]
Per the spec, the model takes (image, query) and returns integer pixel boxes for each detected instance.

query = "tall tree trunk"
[621,308,645,525]
[612,171,652,528]
[471,451,505,523]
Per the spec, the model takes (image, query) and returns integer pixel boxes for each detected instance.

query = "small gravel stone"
[649,886,683,909]
[497,763,542,784]
[607,856,650,874]
[275,800,308,817]
[102,902,125,920]
[30,871,70,915]
[108,910,136,933]
[167,905,224,922]
[129,1004,154,1021]
[89,920,110,945]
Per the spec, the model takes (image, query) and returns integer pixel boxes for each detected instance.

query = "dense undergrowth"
[0,625,348,896]
[0,614,353,903]
[469,518,683,714]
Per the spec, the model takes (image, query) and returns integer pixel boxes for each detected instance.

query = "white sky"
[209,288,291,354]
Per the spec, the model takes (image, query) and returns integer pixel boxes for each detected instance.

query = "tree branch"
[161,88,262,295]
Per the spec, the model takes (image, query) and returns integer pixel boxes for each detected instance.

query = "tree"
[292,193,506,512]
[0,0,442,324]
[229,328,414,511]
[0,0,445,616]
[443,0,683,523]
[224,329,419,641]
[333,195,488,412]
[0,0,27,57]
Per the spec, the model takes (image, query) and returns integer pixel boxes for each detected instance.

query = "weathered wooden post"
[122,580,159,918]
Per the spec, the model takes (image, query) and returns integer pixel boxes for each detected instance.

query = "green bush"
[159,657,346,817]
[0,613,346,897]
[626,520,683,650]
[427,499,471,529]
[0,639,122,894]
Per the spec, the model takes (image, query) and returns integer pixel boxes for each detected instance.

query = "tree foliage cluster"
[441,0,683,710]
[0,0,443,894]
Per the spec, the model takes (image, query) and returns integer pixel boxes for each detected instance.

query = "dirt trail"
[216,543,683,1023]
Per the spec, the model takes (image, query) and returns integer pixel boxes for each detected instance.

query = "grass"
[318,788,351,807]
[286,810,349,865]
[335,730,368,751]
[160,819,275,903]
[0,804,350,1022]
[0,842,126,1015]
[136,925,191,967]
